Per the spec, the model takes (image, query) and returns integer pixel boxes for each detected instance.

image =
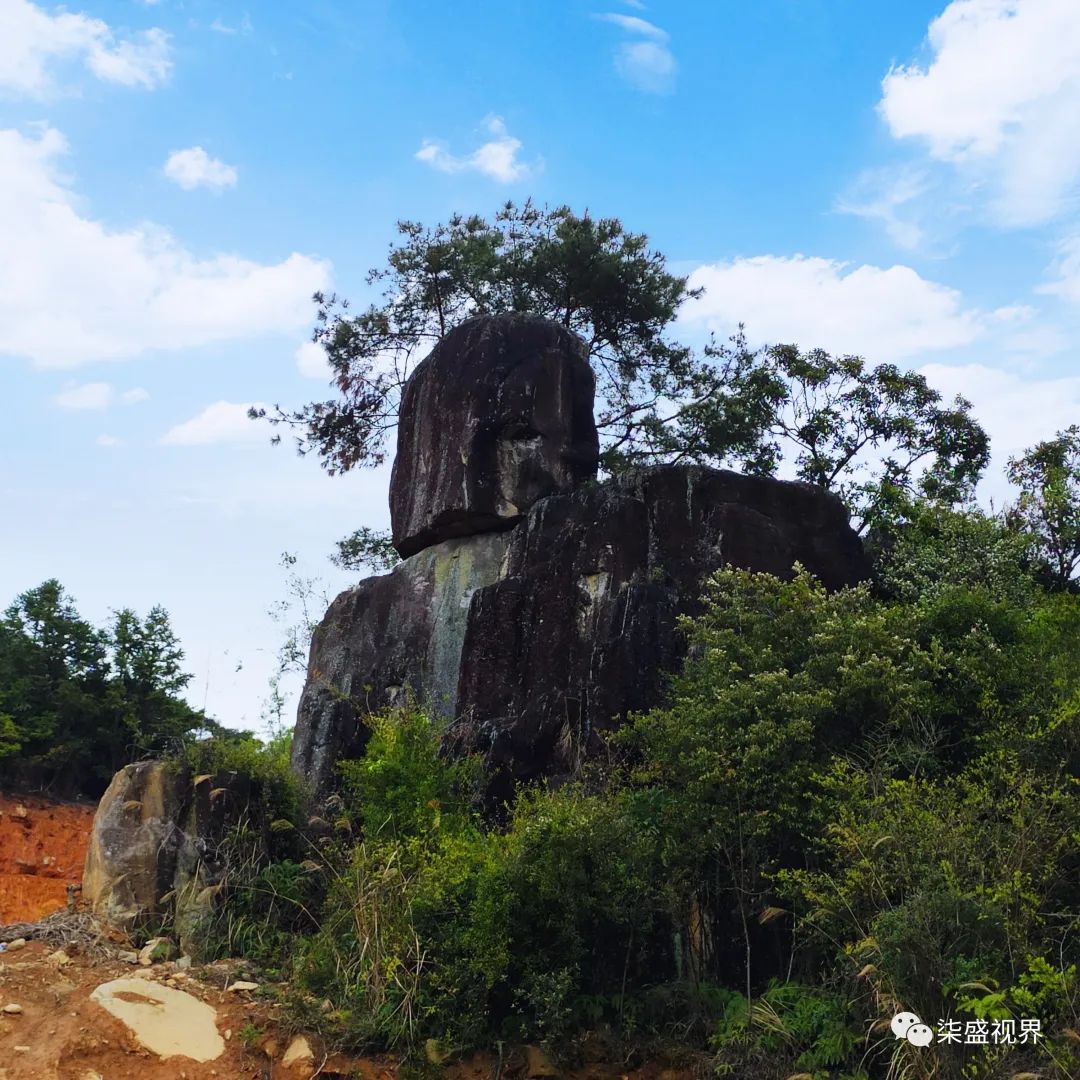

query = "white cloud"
[161,401,269,446]
[682,254,1014,362]
[0,126,330,368]
[836,167,930,250]
[209,15,252,36]
[921,361,1080,462]
[595,13,667,39]
[96,433,122,447]
[596,11,676,94]
[879,0,1080,226]
[163,146,238,191]
[54,380,113,409]
[615,40,676,94]
[295,340,331,379]
[0,0,172,98]
[1038,233,1080,303]
[53,381,151,409]
[416,115,531,183]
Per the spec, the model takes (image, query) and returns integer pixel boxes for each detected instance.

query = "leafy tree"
[870,496,1037,605]
[110,605,201,753]
[1007,425,1080,589]
[0,580,206,794]
[330,527,400,574]
[261,552,331,733]
[252,201,766,474]
[254,204,988,541]
[696,344,990,528]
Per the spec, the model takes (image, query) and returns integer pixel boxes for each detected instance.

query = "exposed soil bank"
[0,795,95,924]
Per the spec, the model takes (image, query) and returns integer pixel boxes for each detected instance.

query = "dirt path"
[0,937,696,1080]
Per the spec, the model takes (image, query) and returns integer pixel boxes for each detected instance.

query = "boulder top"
[389,314,599,558]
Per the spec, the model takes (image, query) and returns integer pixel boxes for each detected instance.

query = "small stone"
[262,1038,280,1059]
[282,1034,314,1069]
[227,980,259,992]
[2,1004,22,1015]
[320,998,333,1013]
[224,1029,232,1040]
[47,950,71,967]
[424,1038,448,1065]
[5,939,26,952]
[138,937,175,966]
[13,1046,29,1053]
[117,950,139,964]
[176,954,192,969]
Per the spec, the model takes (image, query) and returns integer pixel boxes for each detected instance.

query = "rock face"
[82,762,188,928]
[293,313,871,797]
[390,314,600,558]
[83,761,267,952]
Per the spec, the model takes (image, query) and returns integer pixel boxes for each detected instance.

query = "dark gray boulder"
[451,467,869,796]
[389,314,599,558]
[293,465,870,796]
[291,532,510,790]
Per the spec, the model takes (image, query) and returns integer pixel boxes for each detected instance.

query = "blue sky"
[4,0,1080,730]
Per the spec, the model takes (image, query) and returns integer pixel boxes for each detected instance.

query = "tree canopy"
[0,580,211,796]
[1008,425,1080,589]
[258,202,989,534]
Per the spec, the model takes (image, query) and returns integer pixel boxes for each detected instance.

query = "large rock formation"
[390,315,600,557]
[293,314,870,796]
[83,761,268,953]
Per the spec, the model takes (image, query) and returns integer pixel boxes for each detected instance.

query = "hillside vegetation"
[177,499,1080,1080]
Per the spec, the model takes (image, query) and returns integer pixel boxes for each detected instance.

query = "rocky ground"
[0,924,696,1080]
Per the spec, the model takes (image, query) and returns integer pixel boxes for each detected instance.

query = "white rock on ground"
[282,1034,314,1069]
[90,978,225,1062]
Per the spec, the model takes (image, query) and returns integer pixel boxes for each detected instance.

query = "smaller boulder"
[138,938,175,966]
[282,1034,315,1071]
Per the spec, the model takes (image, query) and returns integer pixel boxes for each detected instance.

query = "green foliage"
[278,711,673,1049]
[254,201,713,475]
[710,982,865,1079]
[1007,424,1080,588]
[703,343,990,529]
[196,559,1079,1078]
[172,729,310,966]
[871,496,1037,604]
[331,527,401,574]
[0,579,209,795]
[179,727,300,823]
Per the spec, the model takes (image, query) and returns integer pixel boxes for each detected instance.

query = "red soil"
[0,795,96,924]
